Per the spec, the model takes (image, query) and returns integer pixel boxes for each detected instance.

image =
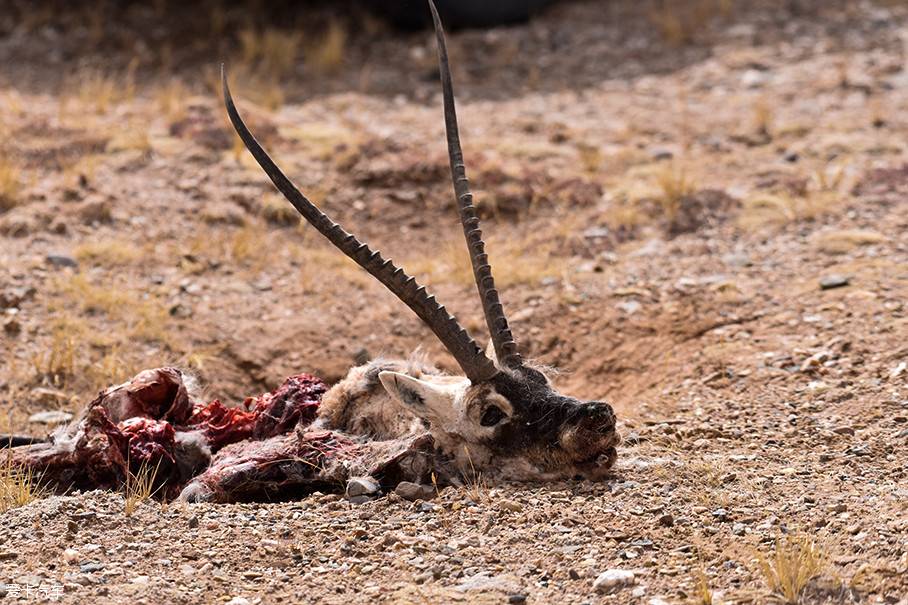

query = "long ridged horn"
[428,0,523,370]
[222,67,498,383]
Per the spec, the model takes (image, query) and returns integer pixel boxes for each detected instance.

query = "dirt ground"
[1,0,907,602]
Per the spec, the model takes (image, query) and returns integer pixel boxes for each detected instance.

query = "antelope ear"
[378,371,462,423]
[379,371,449,410]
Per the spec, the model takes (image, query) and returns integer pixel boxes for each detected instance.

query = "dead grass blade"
[0,447,47,512]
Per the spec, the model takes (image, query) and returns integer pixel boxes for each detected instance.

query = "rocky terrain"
[1,0,907,602]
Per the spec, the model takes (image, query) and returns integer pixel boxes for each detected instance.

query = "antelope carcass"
[3,1,619,503]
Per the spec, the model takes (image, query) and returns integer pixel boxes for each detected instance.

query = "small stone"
[77,197,112,224]
[251,277,273,291]
[14,574,44,587]
[732,523,746,536]
[828,503,848,513]
[169,303,193,318]
[382,534,400,547]
[508,595,527,604]
[30,387,68,405]
[723,253,752,268]
[394,481,435,501]
[499,499,523,513]
[413,571,434,584]
[63,549,80,564]
[783,151,799,162]
[28,410,73,425]
[346,476,381,500]
[593,569,635,593]
[46,253,79,270]
[2,316,20,334]
[617,300,642,314]
[657,513,674,527]
[832,426,855,436]
[649,148,673,160]
[199,202,247,225]
[819,274,850,290]
[569,569,581,580]
[79,563,105,573]
[0,286,34,308]
[712,509,728,522]
[800,357,821,372]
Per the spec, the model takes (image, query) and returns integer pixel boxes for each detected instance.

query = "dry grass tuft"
[739,188,839,227]
[69,63,137,116]
[754,531,837,604]
[406,234,562,291]
[431,472,452,530]
[0,450,46,512]
[75,240,143,267]
[0,150,20,212]
[239,27,302,76]
[155,79,189,122]
[649,0,734,45]
[753,98,773,141]
[460,446,489,503]
[690,565,715,605]
[260,193,302,226]
[655,162,694,219]
[124,458,162,517]
[816,229,888,255]
[16,276,177,403]
[30,325,78,390]
[308,18,348,72]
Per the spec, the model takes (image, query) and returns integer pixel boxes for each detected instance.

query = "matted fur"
[316,354,450,440]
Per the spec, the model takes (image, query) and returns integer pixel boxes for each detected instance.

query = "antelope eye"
[480,405,506,427]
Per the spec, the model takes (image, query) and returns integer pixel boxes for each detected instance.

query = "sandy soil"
[1,0,907,603]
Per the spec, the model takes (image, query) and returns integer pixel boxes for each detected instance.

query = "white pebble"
[63,549,80,564]
[593,569,635,592]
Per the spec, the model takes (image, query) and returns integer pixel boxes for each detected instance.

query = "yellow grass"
[308,19,348,72]
[655,162,695,219]
[0,150,20,212]
[124,458,163,517]
[0,450,46,512]
[460,446,489,503]
[754,532,837,604]
[649,0,734,45]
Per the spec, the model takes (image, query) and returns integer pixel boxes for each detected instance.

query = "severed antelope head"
[221,1,620,484]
